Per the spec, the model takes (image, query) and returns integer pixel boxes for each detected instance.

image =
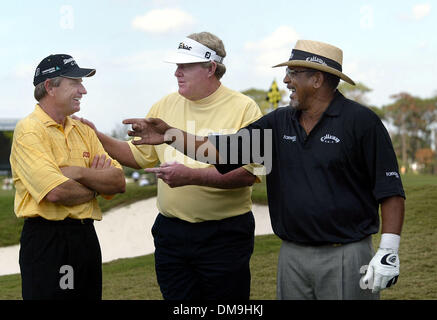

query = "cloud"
[412,3,431,20]
[245,26,299,51]
[131,8,195,34]
[244,26,299,76]
[399,3,431,21]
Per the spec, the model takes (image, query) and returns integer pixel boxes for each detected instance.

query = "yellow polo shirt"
[10,104,122,221]
[128,85,263,222]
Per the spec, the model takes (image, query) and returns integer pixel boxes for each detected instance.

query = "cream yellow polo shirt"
[10,104,122,221]
[128,85,263,223]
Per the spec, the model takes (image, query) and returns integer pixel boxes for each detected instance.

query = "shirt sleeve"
[88,128,123,200]
[88,128,123,171]
[240,100,263,127]
[126,103,160,169]
[239,101,265,181]
[211,112,273,175]
[361,119,406,202]
[11,131,69,204]
[127,139,159,169]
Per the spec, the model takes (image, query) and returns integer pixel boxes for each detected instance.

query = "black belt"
[290,241,343,247]
[287,236,371,248]
[25,217,94,225]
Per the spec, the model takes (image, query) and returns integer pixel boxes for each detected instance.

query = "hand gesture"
[145,161,193,188]
[122,118,172,145]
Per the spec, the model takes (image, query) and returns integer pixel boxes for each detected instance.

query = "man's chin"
[70,106,81,115]
[178,88,194,100]
[289,100,299,109]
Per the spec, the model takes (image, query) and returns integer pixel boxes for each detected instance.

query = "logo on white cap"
[165,38,224,64]
[178,42,192,51]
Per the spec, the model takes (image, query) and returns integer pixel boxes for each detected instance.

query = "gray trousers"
[277,236,379,300]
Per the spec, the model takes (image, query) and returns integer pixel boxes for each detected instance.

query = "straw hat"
[273,40,355,85]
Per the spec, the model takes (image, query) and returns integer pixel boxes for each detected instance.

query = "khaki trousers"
[277,236,379,300]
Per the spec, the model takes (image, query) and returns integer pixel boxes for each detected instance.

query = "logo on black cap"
[33,54,96,87]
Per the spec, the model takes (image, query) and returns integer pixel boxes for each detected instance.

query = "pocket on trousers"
[151,213,163,239]
[221,212,255,239]
[219,212,255,257]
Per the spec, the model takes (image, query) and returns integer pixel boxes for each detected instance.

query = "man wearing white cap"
[78,32,262,300]
[124,39,405,300]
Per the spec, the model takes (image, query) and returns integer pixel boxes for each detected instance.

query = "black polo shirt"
[211,90,405,245]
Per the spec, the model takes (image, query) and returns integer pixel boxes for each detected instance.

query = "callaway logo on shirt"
[320,133,340,144]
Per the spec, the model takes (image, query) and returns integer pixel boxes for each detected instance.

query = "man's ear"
[44,79,55,97]
[312,71,324,89]
[208,61,217,77]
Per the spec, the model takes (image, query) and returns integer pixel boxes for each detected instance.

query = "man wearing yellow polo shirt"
[10,54,126,300]
[77,32,262,300]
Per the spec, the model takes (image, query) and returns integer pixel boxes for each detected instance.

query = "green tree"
[338,82,372,106]
[0,131,13,172]
[382,92,437,173]
[242,85,286,115]
[338,81,385,120]
[415,148,436,174]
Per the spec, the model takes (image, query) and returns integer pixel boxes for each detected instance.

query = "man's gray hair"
[187,32,227,80]
[34,77,63,101]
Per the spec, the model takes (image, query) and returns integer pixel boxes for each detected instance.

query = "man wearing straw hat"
[123,40,405,300]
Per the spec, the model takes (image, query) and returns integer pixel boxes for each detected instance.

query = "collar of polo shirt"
[164,37,224,64]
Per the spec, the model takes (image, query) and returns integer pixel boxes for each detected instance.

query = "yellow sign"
[266,80,281,109]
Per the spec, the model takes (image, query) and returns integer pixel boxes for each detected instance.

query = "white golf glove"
[361,233,400,293]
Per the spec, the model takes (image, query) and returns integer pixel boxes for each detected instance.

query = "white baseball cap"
[164,37,224,64]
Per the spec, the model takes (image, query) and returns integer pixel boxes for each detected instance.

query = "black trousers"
[152,212,255,300]
[19,218,102,300]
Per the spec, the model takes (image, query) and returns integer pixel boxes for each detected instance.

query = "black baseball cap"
[33,54,96,86]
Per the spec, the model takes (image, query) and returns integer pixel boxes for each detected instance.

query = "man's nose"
[79,83,87,94]
[283,74,289,84]
[175,66,183,77]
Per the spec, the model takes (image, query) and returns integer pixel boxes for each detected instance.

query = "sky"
[1,0,436,134]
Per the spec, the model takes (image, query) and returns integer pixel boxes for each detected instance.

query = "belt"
[289,240,344,247]
[25,217,94,225]
[287,236,371,248]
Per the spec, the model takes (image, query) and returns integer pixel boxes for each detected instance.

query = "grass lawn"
[0,233,281,300]
[0,187,22,247]
[1,173,436,299]
[0,183,157,247]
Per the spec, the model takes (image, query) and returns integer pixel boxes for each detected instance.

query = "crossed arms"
[44,154,126,206]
